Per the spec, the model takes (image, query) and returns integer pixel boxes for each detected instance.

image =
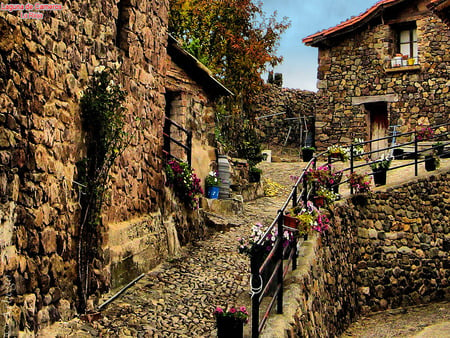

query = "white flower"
[94,65,106,74]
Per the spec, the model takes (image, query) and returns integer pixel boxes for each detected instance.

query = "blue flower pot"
[207,186,220,199]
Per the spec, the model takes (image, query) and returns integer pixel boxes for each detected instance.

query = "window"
[398,25,418,61]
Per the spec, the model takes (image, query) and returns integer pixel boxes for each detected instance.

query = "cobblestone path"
[39,163,297,337]
[39,159,450,337]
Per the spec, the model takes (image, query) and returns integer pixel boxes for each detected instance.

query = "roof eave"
[303,0,409,47]
[168,34,234,97]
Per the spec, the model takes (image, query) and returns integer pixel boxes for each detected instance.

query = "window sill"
[385,65,421,73]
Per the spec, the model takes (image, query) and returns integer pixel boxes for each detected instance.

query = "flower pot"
[313,196,325,208]
[216,316,244,338]
[302,148,314,162]
[372,170,387,186]
[425,156,437,172]
[249,170,261,183]
[206,186,220,199]
[283,215,299,228]
[330,153,343,160]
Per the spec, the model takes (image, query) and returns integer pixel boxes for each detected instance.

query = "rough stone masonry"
[0,0,206,333]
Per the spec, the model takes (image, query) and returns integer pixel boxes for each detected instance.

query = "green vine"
[77,66,132,312]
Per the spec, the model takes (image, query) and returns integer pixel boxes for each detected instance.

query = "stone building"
[0,0,229,333]
[303,0,449,153]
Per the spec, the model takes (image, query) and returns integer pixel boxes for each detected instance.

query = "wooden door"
[367,102,388,160]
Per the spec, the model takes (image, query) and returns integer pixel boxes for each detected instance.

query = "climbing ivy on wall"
[77,66,131,312]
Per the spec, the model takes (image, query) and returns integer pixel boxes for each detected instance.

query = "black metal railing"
[340,122,450,192]
[250,122,449,337]
[250,157,317,337]
[163,117,192,165]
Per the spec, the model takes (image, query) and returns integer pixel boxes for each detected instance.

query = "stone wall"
[314,0,449,150]
[341,171,450,313]
[263,170,449,336]
[253,84,317,147]
[0,1,212,334]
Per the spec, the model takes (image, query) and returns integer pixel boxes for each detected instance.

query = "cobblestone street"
[39,159,450,337]
[39,163,295,337]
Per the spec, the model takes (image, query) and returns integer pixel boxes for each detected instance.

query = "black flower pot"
[425,156,437,171]
[302,148,314,162]
[216,316,244,338]
[372,170,387,186]
[249,171,261,183]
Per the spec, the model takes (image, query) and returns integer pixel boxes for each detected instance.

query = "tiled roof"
[303,0,405,46]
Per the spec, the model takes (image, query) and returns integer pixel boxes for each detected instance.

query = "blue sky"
[260,0,377,91]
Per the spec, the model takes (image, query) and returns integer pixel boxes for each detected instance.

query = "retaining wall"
[263,170,449,336]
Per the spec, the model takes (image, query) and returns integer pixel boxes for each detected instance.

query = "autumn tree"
[169,0,290,159]
[170,0,289,108]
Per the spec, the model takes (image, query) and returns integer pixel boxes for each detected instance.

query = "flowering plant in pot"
[306,165,332,187]
[352,138,365,159]
[316,186,338,205]
[347,172,372,206]
[370,155,392,186]
[205,171,221,199]
[165,159,203,209]
[326,145,349,161]
[416,125,434,141]
[238,222,292,257]
[214,306,248,338]
[301,146,316,162]
[347,172,372,194]
[286,202,319,237]
[425,153,440,172]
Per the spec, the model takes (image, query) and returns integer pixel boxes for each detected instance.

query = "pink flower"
[229,307,236,314]
[239,306,247,313]
[214,307,224,314]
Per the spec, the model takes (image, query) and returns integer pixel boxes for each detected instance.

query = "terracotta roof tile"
[303,0,404,46]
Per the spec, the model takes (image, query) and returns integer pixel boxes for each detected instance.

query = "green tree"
[169,0,290,111]
[169,0,289,162]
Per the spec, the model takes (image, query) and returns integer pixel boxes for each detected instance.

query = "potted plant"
[306,165,332,188]
[416,125,434,141]
[205,171,221,199]
[347,172,372,206]
[214,306,248,338]
[165,159,203,209]
[425,154,440,172]
[370,156,392,186]
[249,166,262,183]
[301,146,315,162]
[326,145,349,162]
[315,186,338,206]
[352,138,365,160]
[328,170,343,194]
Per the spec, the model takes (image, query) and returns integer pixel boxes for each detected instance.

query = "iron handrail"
[250,122,449,337]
